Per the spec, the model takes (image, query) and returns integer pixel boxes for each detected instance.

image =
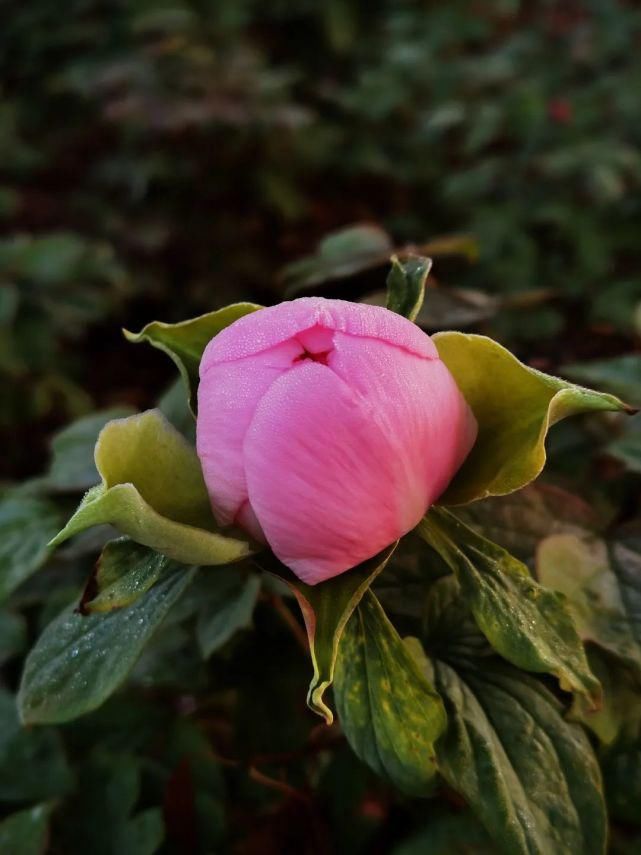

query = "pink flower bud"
[197,298,477,585]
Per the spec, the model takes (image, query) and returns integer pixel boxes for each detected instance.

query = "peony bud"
[197,298,477,585]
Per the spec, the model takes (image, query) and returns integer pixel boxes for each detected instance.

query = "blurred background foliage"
[2,0,641,852]
[3,0,641,478]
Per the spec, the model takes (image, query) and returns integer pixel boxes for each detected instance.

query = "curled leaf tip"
[308,683,334,725]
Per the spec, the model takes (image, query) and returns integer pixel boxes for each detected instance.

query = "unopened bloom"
[197,298,476,585]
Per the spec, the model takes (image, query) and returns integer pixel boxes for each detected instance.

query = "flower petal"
[243,355,466,585]
[329,332,477,504]
[196,339,300,526]
[200,297,437,370]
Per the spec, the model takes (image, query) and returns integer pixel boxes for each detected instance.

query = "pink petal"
[200,297,437,370]
[242,350,474,585]
[196,339,301,527]
[328,332,477,505]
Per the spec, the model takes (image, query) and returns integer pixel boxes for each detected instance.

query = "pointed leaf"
[568,647,641,745]
[49,410,252,566]
[18,565,196,724]
[258,543,396,723]
[417,509,600,704]
[81,538,169,613]
[280,224,393,294]
[537,531,641,679]
[561,355,641,404]
[0,804,52,855]
[431,659,606,855]
[196,567,260,658]
[386,254,432,322]
[411,579,607,855]
[433,332,633,505]
[0,494,61,603]
[124,303,261,411]
[334,591,446,795]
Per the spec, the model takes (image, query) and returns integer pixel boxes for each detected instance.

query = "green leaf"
[363,283,502,330]
[258,543,397,724]
[81,538,169,613]
[280,226,475,297]
[537,531,641,680]
[46,407,134,491]
[568,647,641,745]
[18,565,195,724]
[415,284,498,329]
[418,509,600,704]
[120,809,165,855]
[57,752,164,855]
[392,812,492,855]
[433,332,633,505]
[196,567,260,658]
[561,355,641,404]
[385,254,432,322]
[49,409,252,566]
[0,804,53,855]
[0,688,73,801]
[432,659,606,855]
[124,302,261,411]
[280,223,393,295]
[408,577,607,855]
[0,493,61,603]
[334,591,446,795]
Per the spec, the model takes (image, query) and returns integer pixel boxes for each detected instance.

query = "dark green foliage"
[3,0,641,473]
[2,1,641,852]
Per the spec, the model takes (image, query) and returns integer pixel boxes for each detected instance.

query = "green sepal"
[433,332,634,505]
[124,302,262,412]
[257,543,397,724]
[49,410,252,566]
[386,254,432,322]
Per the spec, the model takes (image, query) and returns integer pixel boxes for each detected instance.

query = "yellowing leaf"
[50,410,252,566]
[433,332,633,505]
[258,544,396,724]
[334,591,446,795]
[418,509,600,706]
[537,532,641,679]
